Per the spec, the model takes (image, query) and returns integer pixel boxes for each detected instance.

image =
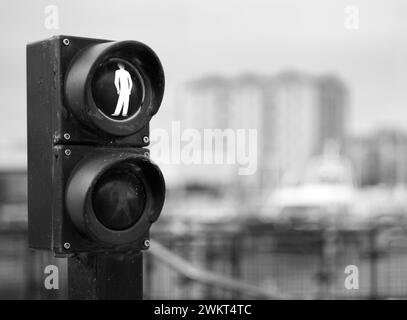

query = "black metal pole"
[67,251,143,300]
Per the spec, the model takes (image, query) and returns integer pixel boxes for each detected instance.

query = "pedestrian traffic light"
[27,36,165,255]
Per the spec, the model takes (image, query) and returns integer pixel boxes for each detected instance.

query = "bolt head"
[64,133,71,140]
[62,38,70,46]
[64,242,71,249]
[64,149,71,156]
[143,136,149,143]
[144,239,150,248]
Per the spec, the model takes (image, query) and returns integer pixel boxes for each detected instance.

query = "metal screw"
[143,136,149,143]
[64,149,71,156]
[62,38,70,46]
[64,242,71,249]
[144,152,150,157]
[63,133,71,140]
[144,239,150,248]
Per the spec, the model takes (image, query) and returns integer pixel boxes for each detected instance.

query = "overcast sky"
[1,0,407,144]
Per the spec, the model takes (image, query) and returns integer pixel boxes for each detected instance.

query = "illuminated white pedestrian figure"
[112,63,133,117]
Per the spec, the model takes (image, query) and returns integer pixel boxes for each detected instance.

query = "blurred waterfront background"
[2,0,407,299]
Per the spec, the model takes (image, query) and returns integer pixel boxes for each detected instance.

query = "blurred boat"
[261,146,361,228]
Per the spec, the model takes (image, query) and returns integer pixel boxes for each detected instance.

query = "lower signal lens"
[92,164,146,231]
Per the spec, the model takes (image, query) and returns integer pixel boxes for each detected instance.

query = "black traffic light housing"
[27,35,165,255]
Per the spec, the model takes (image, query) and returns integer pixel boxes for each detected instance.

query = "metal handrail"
[147,240,294,299]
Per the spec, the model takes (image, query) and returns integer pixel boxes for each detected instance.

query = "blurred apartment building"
[316,76,348,155]
[347,130,407,187]
[0,139,27,228]
[175,71,348,194]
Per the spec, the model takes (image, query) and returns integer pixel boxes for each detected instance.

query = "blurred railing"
[1,219,407,299]
[146,239,293,300]
[143,221,407,300]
